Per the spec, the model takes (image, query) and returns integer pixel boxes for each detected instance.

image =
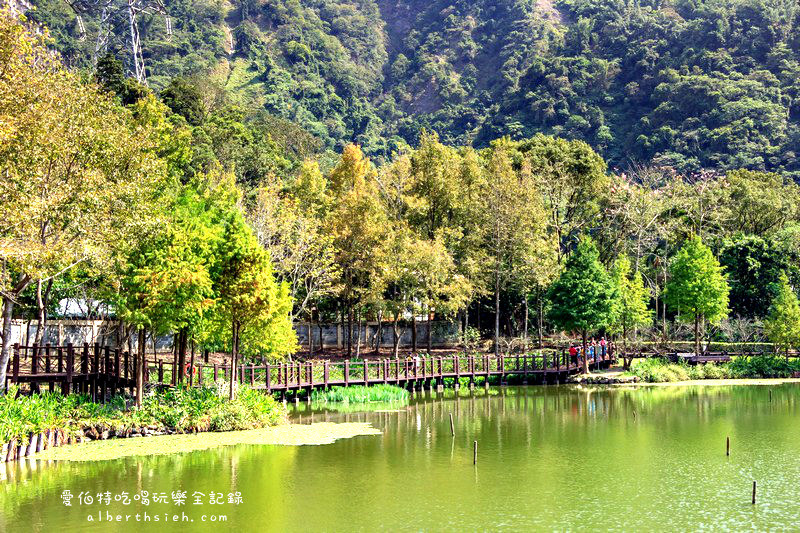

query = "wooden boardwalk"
[6,343,616,398]
[4,343,135,400]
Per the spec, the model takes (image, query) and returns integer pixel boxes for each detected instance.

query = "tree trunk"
[537,290,544,349]
[189,339,195,386]
[426,306,433,355]
[0,275,31,392]
[177,328,188,384]
[0,295,15,393]
[136,327,145,408]
[494,271,500,357]
[229,319,239,401]
[582,329,589,374]
[374,310,382,355]
[33,279,53,345]
[392,313,401,358]
[411,314,417,353]
[355,309,362,358]
[307,314,313,357]
[523,295,529,353]
[623,324,630,371]
[347,306,353,357]
[694,313,700,356]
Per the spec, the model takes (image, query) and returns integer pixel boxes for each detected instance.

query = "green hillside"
[28,0,800,176]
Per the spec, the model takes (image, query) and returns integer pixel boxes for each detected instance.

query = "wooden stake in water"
[752,481,757,504]
[769,389,773,403]
[449,413,455,437]
[473,441,478,465]
[726,436,730,456]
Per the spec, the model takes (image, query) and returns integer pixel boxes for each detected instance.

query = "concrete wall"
[10,319,461,350]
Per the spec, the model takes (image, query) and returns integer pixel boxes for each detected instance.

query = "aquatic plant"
[311,384,409,404]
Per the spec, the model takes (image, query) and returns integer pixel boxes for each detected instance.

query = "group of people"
[568,337,611,363]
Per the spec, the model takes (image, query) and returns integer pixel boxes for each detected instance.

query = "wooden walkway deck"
[6,343,616,398]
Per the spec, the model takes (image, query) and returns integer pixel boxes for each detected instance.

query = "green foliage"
[628,354,800,382]
[160,77,206,126]
[548,236,616,336]
[30,0,800,175]
[719,235,793,318]
[310,384,409,404]
[609,255,652,341]
[0,385,285,443]
[665,236,730,325]
[764,273,800,354]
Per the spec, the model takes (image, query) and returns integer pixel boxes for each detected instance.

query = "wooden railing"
[5,343,136,399]
[6,343,617,397]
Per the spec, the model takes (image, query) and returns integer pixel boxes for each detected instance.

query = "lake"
[2,384,799,531]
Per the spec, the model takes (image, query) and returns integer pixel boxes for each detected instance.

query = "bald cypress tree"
[548,237,616,373]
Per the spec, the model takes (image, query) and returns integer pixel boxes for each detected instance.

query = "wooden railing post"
[265,363,271,391]
[89,343,96,399]
[364,359,369,385]
[45,343,53,392]
[250,364,255,386]
[344,360,349,386]
[323,360,329,387]
[64,343,74,395]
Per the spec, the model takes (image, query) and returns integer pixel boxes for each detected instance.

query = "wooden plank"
[65,343,74,395]
[45,344,53,392]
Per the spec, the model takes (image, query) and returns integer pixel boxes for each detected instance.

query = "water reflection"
[2,384,800,532]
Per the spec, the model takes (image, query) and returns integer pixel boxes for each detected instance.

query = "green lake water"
[2,384,800,531]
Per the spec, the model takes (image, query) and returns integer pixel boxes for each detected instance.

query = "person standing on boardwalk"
[569,344,578,365]
[600,337,607,358]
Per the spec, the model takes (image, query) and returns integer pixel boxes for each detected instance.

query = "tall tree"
[764,273,800,358]
[548,237,616,373]
[609,256,653,369]
[326,145,388,355]
[211,175,296,399]
[0,14,166,391]
[664,236,730,356]
[483,139,552,356]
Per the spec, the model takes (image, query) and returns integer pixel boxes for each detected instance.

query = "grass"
[0,383,286,445]
[627,355,800,383]
[310,384,409,404]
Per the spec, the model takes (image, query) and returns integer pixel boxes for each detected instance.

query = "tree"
[160,77,206,126]
[609,256,652,369]
[516,135,609,260]
[664,236,730,356]
[483,139,553,356]
[0,14,167,391]
[719,235,789,318]
[210,175,296,399]
[764,273,800,358]
[548,237,616,373]
[326,145,389,355]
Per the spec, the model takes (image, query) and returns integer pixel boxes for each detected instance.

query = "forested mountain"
[27,0,800,176]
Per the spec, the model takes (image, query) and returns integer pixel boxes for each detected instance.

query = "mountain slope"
[26,0,800,176]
